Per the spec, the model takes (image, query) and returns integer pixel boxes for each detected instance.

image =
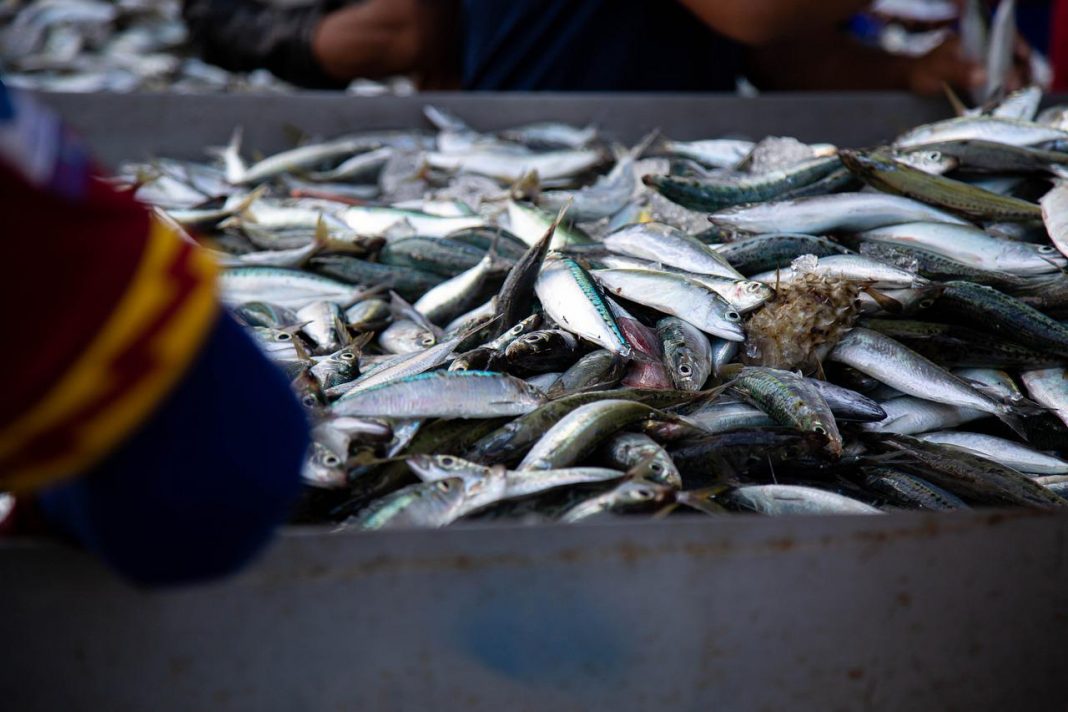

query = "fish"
[857,222,1066,275]
[592,269,746,342]
[344,478,467,530]
[535,256,632,358]
[933,281,1068,358]
[332,371,546,419]
[1040,181,1068,261]
[124,95,1068,529]
[643,155,842,211]
[602,222,742,279]
[657,317,713,392]
[840,149,1042,222]
[1020,369,1068,429]
[723,485,882,515]
[708,193,969,235]
[985,0,1017,103]
[915,431,1068,475]
[828,327,1026,433]
[517,400,676,471]
[862,434,1068,508]
[860,467,970,511]
[725,366,843,456]
[895,116,1068,149]
[559,479,676,523]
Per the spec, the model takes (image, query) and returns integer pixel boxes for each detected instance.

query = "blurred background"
[0,0,1062,96]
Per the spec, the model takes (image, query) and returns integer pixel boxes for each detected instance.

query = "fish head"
[894,148,959,175]
[520,379,549,405]
[302,443,348,489]
[409,454,487,481]
[839,149,900,177]
[613,479,676,511]
[728,280,775,312]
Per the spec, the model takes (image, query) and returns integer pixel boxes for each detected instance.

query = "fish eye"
[927,151,941,161]
[726,311,741,322]
[678,364,692,376]
[276,332,292,341]
[340,351,356,361]
[745,282,763,293]
[302,394,318,407]
[440,455,457,468]
[323,454,341,467]
[1039,245,1056,253]
[511,324,525,334]
[649,462,663,472]
[633,488,655,501]
[813,424,827,435]
[420,335,435,346]
[918,298,935,309]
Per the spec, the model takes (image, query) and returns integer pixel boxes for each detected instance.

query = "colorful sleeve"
[0,82,220,493]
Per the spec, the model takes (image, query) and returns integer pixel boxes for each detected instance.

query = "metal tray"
[4,91,1067,712]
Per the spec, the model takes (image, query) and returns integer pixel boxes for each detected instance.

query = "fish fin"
[629,129,662,161]
[455,314,502,344]
[942,82,970,116]
[717,364,744,380]
[231,184,267,214]
[863,285,904,314]
[333,314,353,347]
[389,291,444,339]
[349,330,375,353]
[651,502,679,520]
[282,122,309,148]
[423,105,471,133]
[510,170,541,201]
[304,215,332,265]
[995,406,1031,441]
[290,336,313,364]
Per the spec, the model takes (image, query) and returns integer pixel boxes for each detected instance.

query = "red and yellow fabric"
[0,90,219,493]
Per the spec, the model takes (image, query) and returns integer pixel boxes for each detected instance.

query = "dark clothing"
[37,314,309,586]
[181,0,741,92]
[182,0,347,88]
[460,0,743,91]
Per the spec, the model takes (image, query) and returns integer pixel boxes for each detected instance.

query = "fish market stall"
[4,91,1068,711]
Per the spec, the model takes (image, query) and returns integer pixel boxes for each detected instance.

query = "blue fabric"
[37,314,309,586]
[0,79,11,120]
[460,0,743,91]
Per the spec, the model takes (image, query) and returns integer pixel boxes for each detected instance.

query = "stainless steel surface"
[5,92,1067,711]
[3,512,1066,711]
[32,90,952,166]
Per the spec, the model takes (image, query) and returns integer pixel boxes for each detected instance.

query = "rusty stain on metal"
[249,508,1056,588]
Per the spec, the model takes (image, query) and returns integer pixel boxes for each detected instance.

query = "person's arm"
[747,30,985,94]
[311,0,460,88]
[0,85,308,585]
[181,0,347,89]
[677,0,875,45]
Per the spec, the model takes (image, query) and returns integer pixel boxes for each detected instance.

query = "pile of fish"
[1,0,317,93]
[0,0,291,93]
[121,85,1068,528]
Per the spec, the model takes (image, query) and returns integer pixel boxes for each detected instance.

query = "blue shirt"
[461,0,743,91]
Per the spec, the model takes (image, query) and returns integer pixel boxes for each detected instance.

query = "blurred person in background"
[0,80,309,586]
[461,0,1029,94]
[182,0,1028,95]
[182,0,460,89]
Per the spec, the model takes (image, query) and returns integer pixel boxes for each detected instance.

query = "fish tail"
[996,405,1031,441]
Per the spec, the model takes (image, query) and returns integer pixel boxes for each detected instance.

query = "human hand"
[311,1,420,82]
[905,35,986,95]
